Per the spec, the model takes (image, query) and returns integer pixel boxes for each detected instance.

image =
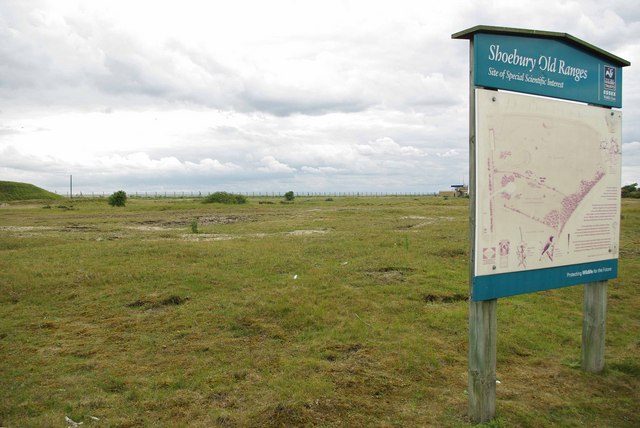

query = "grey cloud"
[0,2,465,117]
[0,1,637,195]
[0,146,68,173]
[622,141,640,185]
[99,56,171,97]
[611,0,640,25]
[0,127,21,135]
[243,89,369,117]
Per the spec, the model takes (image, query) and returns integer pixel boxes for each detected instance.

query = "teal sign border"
[472,260,618,301]
[452,26,629,301]
[474,33,623,108]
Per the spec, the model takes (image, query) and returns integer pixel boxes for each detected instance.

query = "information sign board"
[473,88,621,300]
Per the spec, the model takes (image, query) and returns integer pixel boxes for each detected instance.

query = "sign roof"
[452,25,630,67]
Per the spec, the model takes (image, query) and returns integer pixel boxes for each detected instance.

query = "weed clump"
[203,191,247,204]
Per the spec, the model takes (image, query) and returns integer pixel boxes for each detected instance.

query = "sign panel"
[474,33,623,108]
[473,88,621,300]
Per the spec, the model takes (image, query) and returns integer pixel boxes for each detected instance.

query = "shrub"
[108,190,127,207]
[284,191,295,202]
[622,183,639,198]
[203,191,247,204]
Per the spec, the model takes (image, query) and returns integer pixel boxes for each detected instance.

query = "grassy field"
[1,196,638,427]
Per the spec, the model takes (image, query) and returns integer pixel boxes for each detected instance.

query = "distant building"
[439,184,468,198]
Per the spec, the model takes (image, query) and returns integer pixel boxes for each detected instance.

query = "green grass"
[0,181,64,202]
[1,196,639,427]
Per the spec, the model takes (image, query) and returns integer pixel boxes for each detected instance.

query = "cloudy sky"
[1,0,638,195]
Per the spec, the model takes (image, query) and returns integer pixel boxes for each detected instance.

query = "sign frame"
[472,87,622,301]
[453,25,629,301]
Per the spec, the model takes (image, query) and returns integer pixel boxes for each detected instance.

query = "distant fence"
[62,191,440,199]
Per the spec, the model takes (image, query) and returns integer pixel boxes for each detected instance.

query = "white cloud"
[258,156,296,174]
[622,141,640,186]
[437,149,460,158]
[97,153,240,174]
[301,166,341,174]
[356,137,426,157]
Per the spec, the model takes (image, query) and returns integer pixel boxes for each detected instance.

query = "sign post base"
[469,299,497,423]
[582,280,607,373]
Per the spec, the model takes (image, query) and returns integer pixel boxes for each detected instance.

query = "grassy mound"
[0,181,63,201]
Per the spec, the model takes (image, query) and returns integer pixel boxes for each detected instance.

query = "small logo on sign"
[603,65,616,101]
[483,247,496,260]
[605,66,615,80]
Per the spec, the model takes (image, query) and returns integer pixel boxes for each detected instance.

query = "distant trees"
[108,190,127,207]
[284,191,295,202]
[622,183,639,198]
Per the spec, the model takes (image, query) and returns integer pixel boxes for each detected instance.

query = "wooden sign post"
[582,280,608,372]
[452,26,629,423]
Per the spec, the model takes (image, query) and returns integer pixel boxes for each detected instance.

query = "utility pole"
[70,174,73,199]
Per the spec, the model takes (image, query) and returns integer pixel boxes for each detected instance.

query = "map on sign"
[475,88,621,277]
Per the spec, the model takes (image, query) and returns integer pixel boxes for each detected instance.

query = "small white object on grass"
[293,274,298,279]
[65,415,83,427]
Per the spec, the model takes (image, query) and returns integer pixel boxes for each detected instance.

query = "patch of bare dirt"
[366,267,415,284]
[285,229,328,236]
[180,229,328,242]
[127,225,179,231]
[397,216,457,229]
[126,295,189,309]
[422,293,468,303]
[0,226,52,231]
[196,215,247,225]
[181,233,234,241]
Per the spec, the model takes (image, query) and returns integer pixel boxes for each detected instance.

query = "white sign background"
[475,89,621,277]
